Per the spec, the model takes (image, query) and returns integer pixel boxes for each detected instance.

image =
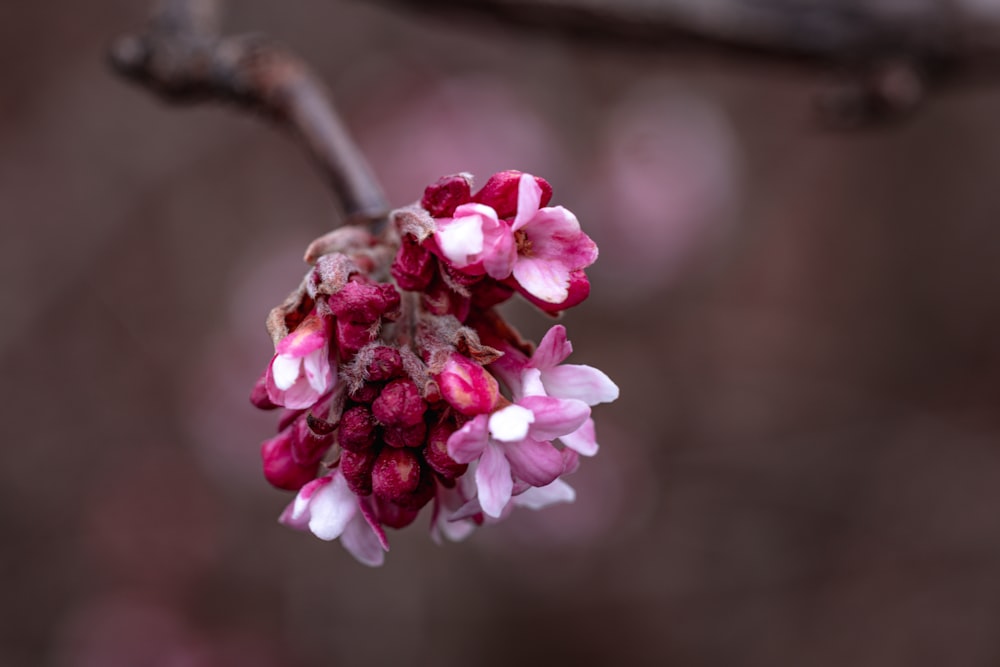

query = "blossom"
[447,396,589,518]
[432,172,598,305]
[265,312,335,410]
[506,174,598,304]
[279,471,389,566]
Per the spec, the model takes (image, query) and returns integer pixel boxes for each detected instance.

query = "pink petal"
[540,364,619,405]
[512,256,571,304]
[275,314,329,357]
[517,269,591,315]
[525,206,598,270]
[504,437,565,487]
[531,325,573,370]
[340,514,386,567]
[481,225,517,279]
[558,418,599,456]
[512,478,576,510]
[476,442,513,518]
[358,496,390,551]
[519,395,590,440]
[446,414,489,463]
[512,173,542,231]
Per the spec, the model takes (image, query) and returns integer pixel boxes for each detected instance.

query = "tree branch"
[379,0,1000,125]
[110,0,389,224]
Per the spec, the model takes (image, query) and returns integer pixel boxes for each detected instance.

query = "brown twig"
[110,0,389,224]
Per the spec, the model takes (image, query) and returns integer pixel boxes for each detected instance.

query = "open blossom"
[279,471,389,566]
[491,324,619,456]
[433,171,598,305]
[252,170,617,565]
[447,395,590,518]
[265,312,335,409]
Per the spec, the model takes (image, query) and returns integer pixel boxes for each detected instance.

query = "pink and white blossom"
[265,313,335,410]
[491,325,619,456]
[446,395,589,518]
[279,471,389,567]
[506,174,598,304]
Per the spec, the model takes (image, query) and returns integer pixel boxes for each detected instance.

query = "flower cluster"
[251,170,618,565]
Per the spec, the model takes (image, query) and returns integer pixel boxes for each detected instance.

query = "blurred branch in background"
[380,0,1000,126]
[109,0,389,224]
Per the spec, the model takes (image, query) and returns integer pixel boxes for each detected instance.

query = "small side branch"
[110,0,389,224]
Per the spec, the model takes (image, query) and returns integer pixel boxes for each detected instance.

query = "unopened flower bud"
[328,279,400,323]
[291,417,335,466]
[371,447,421,503]
[473,170,552,219]
[383,421,427,449]
[421,173,472,217]
[349,382,381,404]
[372,379,427,427]
[250,373,278,409]
[365,346,403,382]
[375,498,422,530]
[436,353,500,416]
[424,420,468,480]
[391,235,436,291]
[341,448,378,496]
[336,319,375,356]
[261,432,317,491]
[338,405,377,453]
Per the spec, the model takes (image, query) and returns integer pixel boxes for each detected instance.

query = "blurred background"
[3,1,1000,665]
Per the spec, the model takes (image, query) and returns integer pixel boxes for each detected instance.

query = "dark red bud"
[341,448,378,496]
[372,379,427,427]
[338,405,377,453]
[328,280,400,323]
[261,433,317,491]
[424,421,468,480]
[473,170,552,219]
[391,235,436,291]
[291,417,335,466]
[349,382,381,404]
[371,447,422,503]
[365,346,403,382]
[250,373,278,410]
[421,173,472,217]
[383,421,427,449]
[336,319,375,356]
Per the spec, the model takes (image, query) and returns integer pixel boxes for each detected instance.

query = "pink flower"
[432,172,598,305]
[491,324,619,456]
[506,174,598,304]
[446,395,589,518]
[265,312,335,409]
[279,471,389,567]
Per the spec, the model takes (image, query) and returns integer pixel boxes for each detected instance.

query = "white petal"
[512,174,542,231]
[437,212,486,266]
[271,354,301,391]
[513,479,576,510]
[306,474,357,541]
[541,365,619,405]
[519,367,547,398]
[340,514,386,566]
[302,347,332,394]
[488,404,535,442]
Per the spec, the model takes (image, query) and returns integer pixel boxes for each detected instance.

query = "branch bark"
[110,0,389,224]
